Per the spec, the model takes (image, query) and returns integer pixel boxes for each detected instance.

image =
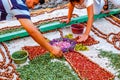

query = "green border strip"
[0,8,120,42]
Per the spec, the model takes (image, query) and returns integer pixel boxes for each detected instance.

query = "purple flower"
[61,48,67,52]
[50,38,77,53]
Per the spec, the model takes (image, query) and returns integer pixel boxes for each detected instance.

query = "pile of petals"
[22,46,47,60]
[74,44,89,51]
[74,36,99,46]
[50,38,76,52]
[64,34,73,39]
[64,51,115,80]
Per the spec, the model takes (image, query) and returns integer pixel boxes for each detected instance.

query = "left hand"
[77,34,89,42]
[51,46,63,58]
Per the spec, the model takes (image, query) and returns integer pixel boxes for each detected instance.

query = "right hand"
[77,33,89,42]
[60,18,70,24]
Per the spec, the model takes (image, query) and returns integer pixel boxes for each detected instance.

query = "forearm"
[85,16,94,35]
[68,3,74,20]
[18,19,53,52]
[85,5,94,35]
[27,27,53,51]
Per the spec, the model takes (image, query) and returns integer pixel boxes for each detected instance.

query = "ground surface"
[0,6,120,80]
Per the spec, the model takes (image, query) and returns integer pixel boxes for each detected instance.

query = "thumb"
[66,20,70,24]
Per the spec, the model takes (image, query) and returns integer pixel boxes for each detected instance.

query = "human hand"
[51,46,63,58]
[77,34,89,42]
[60,18,70,24]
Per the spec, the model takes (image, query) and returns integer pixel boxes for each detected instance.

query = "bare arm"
[85,4,94,35]
[60,2,74,23]
[68,2,74,20]
[18,19,62,57]
[77,4,94,42]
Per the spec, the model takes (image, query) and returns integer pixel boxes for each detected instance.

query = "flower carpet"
[64,51,114,80]
[22,44,115,80]
[22,46,47,60]
[74,36,99,46]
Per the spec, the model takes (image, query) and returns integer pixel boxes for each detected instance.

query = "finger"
[59,19,65,22]
[60,19,65,22]
[56,53,62,58]
[66,20,69,23]
[77,39,82,42]
[77,37,85,42]
[66,21,70,24]
[78,36,81,39]
[77,36,82,41]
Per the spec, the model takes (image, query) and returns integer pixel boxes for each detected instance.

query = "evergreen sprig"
[99,49,120,78]
[17,53,79,80]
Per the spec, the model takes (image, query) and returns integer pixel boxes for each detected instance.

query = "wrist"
[84,33,89,36]
[68,18,71,21]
